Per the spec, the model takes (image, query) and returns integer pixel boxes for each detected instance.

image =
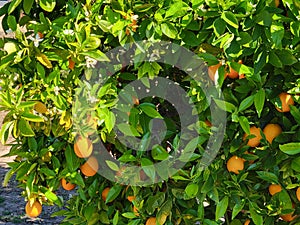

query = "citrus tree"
[0,0,300,224]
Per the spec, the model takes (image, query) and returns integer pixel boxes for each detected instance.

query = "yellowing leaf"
[34,101,48,114]
[36,53,52,69]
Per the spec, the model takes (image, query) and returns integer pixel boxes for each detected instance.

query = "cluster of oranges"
[226,122,283,175]
[74,135,99,177]
[208,60,245,82]
[224,77,296,223]
[267,184,300,222]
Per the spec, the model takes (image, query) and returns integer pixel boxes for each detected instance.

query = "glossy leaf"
[215,196,229,220]
[39,0,56,12]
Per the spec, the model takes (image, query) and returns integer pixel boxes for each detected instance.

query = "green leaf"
[239,95,254,112]
[80,50,110,62]
[256,171,278,183]
[0,121,14,144]
[118,153,136,162]
[269,51,283,68]
[182,31,201,47]
[151,145,169,160]
[141,158,156,181]
[40,167,56,178]
[279,143,300,155]
[255,10,272,27]
[3,168,15,187]
[17,101,37,109]
[28,137,38,152]
[105,160,119,171]
[203,219,219,225]
[105,112,115,133]
[291,156,300,172]
[65,145,79,171]
[161,22,177,39]
[106,185,122,203]
[214,99,236,113]
[198,53,219,65]
[145,192,165,214]
[18,118,35,137]
[229,219,243,225]
[276,49,297,66]
[45,190,62,206]
[185,183,199,198]
[254,50,267,75]
[213,18,226,37]
[232,200,245,219]
[21,112,44,122]
[113,211,119,225]
[97,212,108,224]
[122,212,137,219]
[157,200,172,225]
[165,1,189,18]
[139,103,163,118]
[23,0,34,14]
[221,12,239,29]
[215,196,229,220]
[249,206,263,225]
[36,63,46,80]
[291,21,300,37]
[39,0,56,12]
[117,123,141,137]
[128,219,142,225]
[254,89,265,117]
[8,0,22,14]
[230,63,253,75]
[270,22,284,48]
[7,15,17,31]
[290,105,300,122]
[278,190,293,209]
[239,116,250,135]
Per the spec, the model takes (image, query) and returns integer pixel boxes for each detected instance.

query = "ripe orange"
[37,32,44,39]
[239,74,245,79]
[101,187,110,202]
[226,60,242,79]
[275,0,280,7]
[276,92,294,112]
[208,62,226,82]
[25,200,42,218]
[243,126,262,147]
[74,136,93,158]
[127,196,136,202]
[296,187,300,201]
[226,156,245,174]
[281,213,296,222]
[68,58,75,70]
[244,219,251,225]
[263,124,282,144]
[269,184,282,195]
[132,96,139,105]
[80,156,99,177]
[146,217,157,225]
[61,178,76,191]
[133,205,139,216]
[227,67,238,79]
[205,120,212,127]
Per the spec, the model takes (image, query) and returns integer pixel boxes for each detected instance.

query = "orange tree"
[0,0,300,224]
